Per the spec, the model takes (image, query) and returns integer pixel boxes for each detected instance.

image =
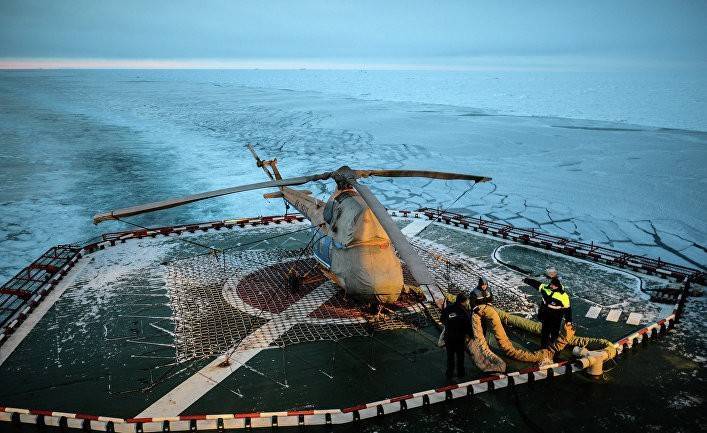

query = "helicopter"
[93,145,491,307]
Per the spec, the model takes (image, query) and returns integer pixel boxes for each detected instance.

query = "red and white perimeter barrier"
[0,212,687,431]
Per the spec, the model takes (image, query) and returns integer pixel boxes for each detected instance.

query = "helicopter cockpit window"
[323,199,335,224]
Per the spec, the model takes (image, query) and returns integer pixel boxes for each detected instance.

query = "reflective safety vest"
[539,283,570,309]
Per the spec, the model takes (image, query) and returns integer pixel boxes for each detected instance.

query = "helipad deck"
[0,212,697,431]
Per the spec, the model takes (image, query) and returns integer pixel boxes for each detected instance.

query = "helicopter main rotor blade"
[348,178,445,306]
[353,169,491,183]
[92,173,331,224]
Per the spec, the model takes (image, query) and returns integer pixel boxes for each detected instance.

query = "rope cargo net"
[167,249,428,363]
[166,237,532,364]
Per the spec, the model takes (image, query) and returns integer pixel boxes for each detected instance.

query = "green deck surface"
[0,220,664,418]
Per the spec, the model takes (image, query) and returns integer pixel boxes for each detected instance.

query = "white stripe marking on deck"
[401,219,432,237]
[626,312,642,326]
[585,306,602,319]
[136,282,338,417]
[606,309,622,322]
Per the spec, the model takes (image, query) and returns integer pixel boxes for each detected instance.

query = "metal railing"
[411,208,704,284]
[0,245,81,330]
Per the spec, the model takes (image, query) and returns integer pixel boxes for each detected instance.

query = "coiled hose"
[468,305,615,372]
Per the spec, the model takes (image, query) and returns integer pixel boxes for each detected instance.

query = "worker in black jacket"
[441,292,473,379]
[523,276,572,348]
[470,276,493,312]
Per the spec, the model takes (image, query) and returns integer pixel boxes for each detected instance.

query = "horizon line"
[1,56,702,71]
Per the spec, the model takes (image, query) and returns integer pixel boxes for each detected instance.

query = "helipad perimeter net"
[411,238,534,314]
[166,241,531,364]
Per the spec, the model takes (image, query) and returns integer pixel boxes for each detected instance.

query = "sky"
[1,0,706,69]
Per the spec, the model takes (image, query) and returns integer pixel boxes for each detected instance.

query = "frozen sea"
[0,69,705,432]
[1,69,705,281]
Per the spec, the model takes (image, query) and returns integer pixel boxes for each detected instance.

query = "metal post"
[674,276,691,323]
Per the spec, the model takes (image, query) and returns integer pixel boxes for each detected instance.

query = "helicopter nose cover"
[329,195,404,302]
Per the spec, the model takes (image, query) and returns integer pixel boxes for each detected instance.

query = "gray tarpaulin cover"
[329,194,404,302]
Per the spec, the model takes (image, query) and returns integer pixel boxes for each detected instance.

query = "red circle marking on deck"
[233,258,423,320]
[234,258,321,314]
